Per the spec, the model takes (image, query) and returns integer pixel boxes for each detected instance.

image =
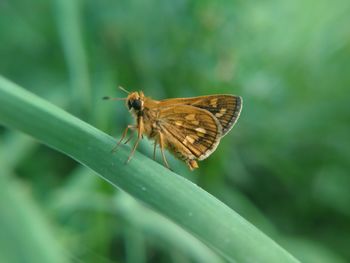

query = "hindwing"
[157,105,222,161]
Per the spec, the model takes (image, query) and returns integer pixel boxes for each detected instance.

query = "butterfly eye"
[127,99,141,110]
[127,100,132,109]
[131,99,142,110]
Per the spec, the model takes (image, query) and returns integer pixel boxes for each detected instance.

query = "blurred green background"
[1,0,350,262]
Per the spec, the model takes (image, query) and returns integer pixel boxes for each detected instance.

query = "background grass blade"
[0,75,300,263]
[0,172,69,263]
[53,0,91,116]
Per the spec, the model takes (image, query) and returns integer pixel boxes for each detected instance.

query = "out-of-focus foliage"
[0,0,349,262]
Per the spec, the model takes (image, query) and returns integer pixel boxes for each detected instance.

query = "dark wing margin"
[191,95,242,137]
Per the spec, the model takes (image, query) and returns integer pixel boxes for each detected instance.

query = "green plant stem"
[0,76,300,263]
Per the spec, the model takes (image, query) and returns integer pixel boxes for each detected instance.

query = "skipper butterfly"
[104,87,242,170]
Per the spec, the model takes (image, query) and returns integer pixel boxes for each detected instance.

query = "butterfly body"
[110,90,242,170]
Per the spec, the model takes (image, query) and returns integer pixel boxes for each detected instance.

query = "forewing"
[160,95,242,137]
[158,105,222,161]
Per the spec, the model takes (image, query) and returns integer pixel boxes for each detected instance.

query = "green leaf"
[114,192,224,263]
[0,76,300,263]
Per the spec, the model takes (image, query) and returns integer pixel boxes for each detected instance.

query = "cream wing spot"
[175,120,183,126]
[182,135,195,145]
[210,98,218,107]
[195,127,206,134]
[185,114,196,120]
[220,108,227,114]
[191,120,199,125]
[215,108,227,118]
[186,135,196,144]
[196,127,207,137]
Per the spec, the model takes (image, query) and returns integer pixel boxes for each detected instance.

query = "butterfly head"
[102,87,145,116]
[126,91,144,113]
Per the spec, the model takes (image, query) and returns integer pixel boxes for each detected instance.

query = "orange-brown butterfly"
[104,87,242,170]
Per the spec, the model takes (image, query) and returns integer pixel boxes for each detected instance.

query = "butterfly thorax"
[142,103,161,138]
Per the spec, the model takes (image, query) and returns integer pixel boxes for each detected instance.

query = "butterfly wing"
[156,105,222,161]
[159,95,242,137]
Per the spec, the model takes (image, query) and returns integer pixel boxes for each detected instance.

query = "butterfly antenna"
[102,96,126,101]
[118,86,130,94]
[102,86,130,100]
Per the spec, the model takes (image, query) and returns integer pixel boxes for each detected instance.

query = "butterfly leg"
[123,130,135,144]
[112,125,136,153]
[126,116,144,163]
[159,132,171,170]
[124,131,144,145]
[153,137,158,160]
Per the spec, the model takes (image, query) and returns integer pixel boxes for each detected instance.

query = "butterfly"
[104,87,242,170]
